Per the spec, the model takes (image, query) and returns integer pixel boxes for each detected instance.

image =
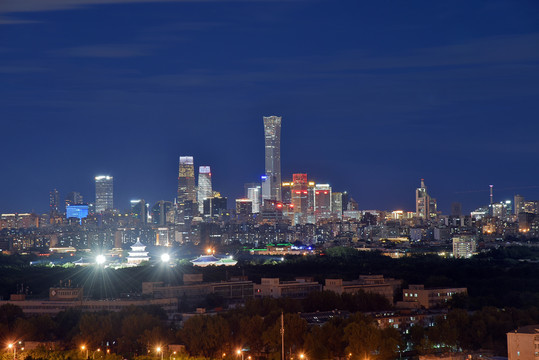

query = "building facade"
[263,116,282,201]
[95,176,113,213]
[197,166,212,214]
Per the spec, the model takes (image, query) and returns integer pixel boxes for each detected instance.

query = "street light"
[93,349,101,359]
[81,345,88,359]
[236,349,244,360]
[8,343,16,360]
[156,346,163,360]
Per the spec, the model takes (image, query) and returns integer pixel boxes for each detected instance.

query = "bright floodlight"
[161,253,170,263]
[96,255,106,265]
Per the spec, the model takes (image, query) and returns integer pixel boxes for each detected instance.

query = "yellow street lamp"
[8,343,16,360]
[156,346,164,360]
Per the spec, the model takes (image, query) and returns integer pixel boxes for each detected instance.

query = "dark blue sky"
[1,0,539,214]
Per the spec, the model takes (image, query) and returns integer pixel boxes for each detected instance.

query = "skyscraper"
[415,179,437,219]
[49,189,60,215]
[291,173,308,224]
[197,166,213,213]
[95,175,113,213]
[177,156,196,203]
[263,116,282,201]
[65,191,83,208]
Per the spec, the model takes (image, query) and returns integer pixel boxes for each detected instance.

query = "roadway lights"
[161,253,170,263]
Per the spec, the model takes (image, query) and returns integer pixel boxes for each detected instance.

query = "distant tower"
[415,178,429,219]
[263,116,282,201]
[489,185,494,206]
[49,189,60,215]
[291,174,308,224]
[451,202,462,217]
[65,191,83,208]
[152,200,174,225]
[177,156,196,203]
[514,194,524,215]
[95,176,113,213]
[197,166,213,213]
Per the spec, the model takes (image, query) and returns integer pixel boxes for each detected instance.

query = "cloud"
[0,15,38,24]
[0,0,288,14]
[57,44,150,58]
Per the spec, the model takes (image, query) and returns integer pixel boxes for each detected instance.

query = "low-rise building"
[142,274,253,305]
[401,284,467,309]
[254,277,321,299]
[323,275,402,305]
[507,324,539,360]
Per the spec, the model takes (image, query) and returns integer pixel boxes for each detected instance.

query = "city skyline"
[1,1,539,213]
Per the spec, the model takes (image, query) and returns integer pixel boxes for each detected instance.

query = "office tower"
[130,199,147,224]
[342,191,350,213]
[291,174,308,224]
[281,181,292,204]
[263,115,282,201]
[451,202,462,217]
[203,197,228,217]
[152,200,173,225]
[177,156,196,203]
[95,176,113,213]
[49,189,60,215]
[247,185,261,213]
[236,199,253,218]
[261,175,271,201]
[197,166,212,213]
[332,192,343,218]
[314,184,332,220]
[514,194,524,215]
[65,191,83,208]
[416,178,431,219]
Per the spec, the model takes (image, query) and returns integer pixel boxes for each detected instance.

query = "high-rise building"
[415,179,436,219]
[130,199,147,224]
[291,174,308,224]
[95,176,113,213]
[514,194,525,215]
[314,184,332,221]
[332,192,343,219]
[152,200,174,225]
[451,202,462,217]
[49,189,60,215]
[281,182,292,204]
[197,166,212,214]
[177,156,196,203]
[203,197,228,217]
[236,199,253,218]
[263,116,282,201]
[246,185,261,213]
[65,191,83,208]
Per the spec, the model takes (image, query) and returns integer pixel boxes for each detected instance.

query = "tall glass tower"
[197,166,212,213]
[263,115,282,201]
[95,175,113,213]
[177,156,196,203]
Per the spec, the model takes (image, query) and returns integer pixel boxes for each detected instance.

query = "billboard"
[66,205,89,222]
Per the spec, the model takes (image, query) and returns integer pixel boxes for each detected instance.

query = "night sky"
[1,0,539,214]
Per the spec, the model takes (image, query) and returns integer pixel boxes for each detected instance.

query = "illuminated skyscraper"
[291,174,308,224]
[177,156,196,203]
[197,166,213,213]
[416,178,437,219]
[415,178,429,219]
[263,116,282,201]
[95,175,113,213]
[314,184,332,220]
